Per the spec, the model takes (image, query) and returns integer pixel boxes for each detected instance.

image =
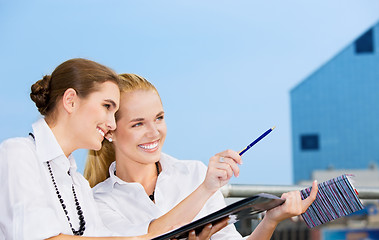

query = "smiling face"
[71,81,120,151]
[113,90,166,165]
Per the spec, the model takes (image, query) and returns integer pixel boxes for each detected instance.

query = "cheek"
[160,123,167,136]
[115,129,137,146]
[83,105,104,121]
[159,125,167,143]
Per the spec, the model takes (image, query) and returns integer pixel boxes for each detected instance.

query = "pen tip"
[271,126,276,130]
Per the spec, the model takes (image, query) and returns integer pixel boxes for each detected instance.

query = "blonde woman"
[85,73,318,239]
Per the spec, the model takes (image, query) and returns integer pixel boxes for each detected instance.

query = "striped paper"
[300,174,364,228]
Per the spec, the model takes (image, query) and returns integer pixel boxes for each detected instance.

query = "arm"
[147,150,242,236]
[47,234,149,240]
[0,139,152,240]
[247,180,318,240]
[48,219,228,240]
[0,139,64,239]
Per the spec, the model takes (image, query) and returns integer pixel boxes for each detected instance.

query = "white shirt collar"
[31,118,77,174]
[106,152,190,190]
[32,118,65,163]
[108,161,122,187]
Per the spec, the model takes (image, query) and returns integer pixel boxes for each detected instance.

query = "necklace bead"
[47,161,86,235]
[149,162,161,201]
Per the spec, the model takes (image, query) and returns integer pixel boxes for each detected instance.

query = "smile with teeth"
[97,127,105,137]
[138,140,159,151]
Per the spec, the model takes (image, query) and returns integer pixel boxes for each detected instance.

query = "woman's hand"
[185,217,228,240]
[202,150,242,193]
[264,180,318,225]
[148,151,240,237]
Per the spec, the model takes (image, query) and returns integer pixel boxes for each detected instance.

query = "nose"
[146,123,159,138]
[106,114,117,131]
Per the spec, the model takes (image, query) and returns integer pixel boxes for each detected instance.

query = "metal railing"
[221,184,379,199]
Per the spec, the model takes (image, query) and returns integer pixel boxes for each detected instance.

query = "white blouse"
[0,119,110,240]
[93,153,243,239]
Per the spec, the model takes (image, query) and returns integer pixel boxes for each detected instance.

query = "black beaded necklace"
[149,162,160,201]
[46,161,86,235]
[29,133,86,235]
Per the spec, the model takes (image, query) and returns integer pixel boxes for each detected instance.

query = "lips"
[138,140,159,152]
[97,127,105,137]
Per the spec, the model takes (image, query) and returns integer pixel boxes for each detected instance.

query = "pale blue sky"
[1,0,379,184]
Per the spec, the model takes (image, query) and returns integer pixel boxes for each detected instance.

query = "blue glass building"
[290,22,379,184]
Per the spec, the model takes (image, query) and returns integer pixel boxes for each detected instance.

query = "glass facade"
[290,24,379,183]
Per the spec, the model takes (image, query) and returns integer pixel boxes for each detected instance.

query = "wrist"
[199,182,217,197]
[260,215,279,229]
[144,232,157,240]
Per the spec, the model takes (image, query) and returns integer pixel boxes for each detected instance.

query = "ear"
[62,88,78,114]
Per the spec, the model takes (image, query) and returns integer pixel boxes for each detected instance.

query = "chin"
[91,141,103,151]
[141,150,160,160]
[152,149,162,159]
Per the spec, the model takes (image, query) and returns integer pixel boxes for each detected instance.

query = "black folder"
[152,193,285,240]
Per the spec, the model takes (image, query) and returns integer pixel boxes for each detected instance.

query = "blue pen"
[239,126,275,156]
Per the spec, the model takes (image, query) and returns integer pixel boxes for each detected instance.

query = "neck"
[115,155,160,195]
[48,119,74,157]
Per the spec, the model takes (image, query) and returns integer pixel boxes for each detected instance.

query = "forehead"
[90,81,119,96]
[85,81,120,105]
[119,90,162,117]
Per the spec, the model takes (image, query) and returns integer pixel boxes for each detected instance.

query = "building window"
[355,28,374,54]
[301,134,319,150]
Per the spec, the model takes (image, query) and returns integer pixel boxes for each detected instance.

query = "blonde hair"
[84,73,160,187]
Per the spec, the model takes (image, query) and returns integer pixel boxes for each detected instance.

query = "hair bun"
[30,75,51,115]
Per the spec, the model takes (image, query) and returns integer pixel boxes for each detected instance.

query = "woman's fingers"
[217,149,243,165]
[203,149,243,192]
[301,180,318,211]
[185,224,212,240]
[195,218,229,240]
[263,180,319,226]
[214,149,242,177]
[197,224,213,239]
[214,159,234,180]
[277,180,319,220]
[217,156,240,177]
[187,230,197,240]
[209,218,228,235]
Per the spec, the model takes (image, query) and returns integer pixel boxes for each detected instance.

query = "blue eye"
[156,115,164,121]
[132,122,142,128]
[104,104,111,109]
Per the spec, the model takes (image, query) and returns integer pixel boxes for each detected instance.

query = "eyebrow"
[105,99,117,108]
[156,111,165,117]
[130,118,145,123]
[130,111,165,123]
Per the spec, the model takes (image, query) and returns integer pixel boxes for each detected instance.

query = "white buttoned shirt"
[93,153,243,239]
[0,119,111,240]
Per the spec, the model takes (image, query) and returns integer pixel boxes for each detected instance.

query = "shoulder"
[0,137,44,189]
[0,137,35,161]
[178,159,207,172]
[0,136,34,149]
[92,177,113,195]
[0,137,40,177]
[73,172,92,190]
[161,153,208,176]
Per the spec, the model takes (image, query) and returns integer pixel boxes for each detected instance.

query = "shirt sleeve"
[206,191,244,240]
[193,161,244,240]
[0,139,62,240]
[94,198,152,237]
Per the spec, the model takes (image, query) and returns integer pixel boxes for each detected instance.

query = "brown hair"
[30,58,119,122]
[84,73,160,187]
